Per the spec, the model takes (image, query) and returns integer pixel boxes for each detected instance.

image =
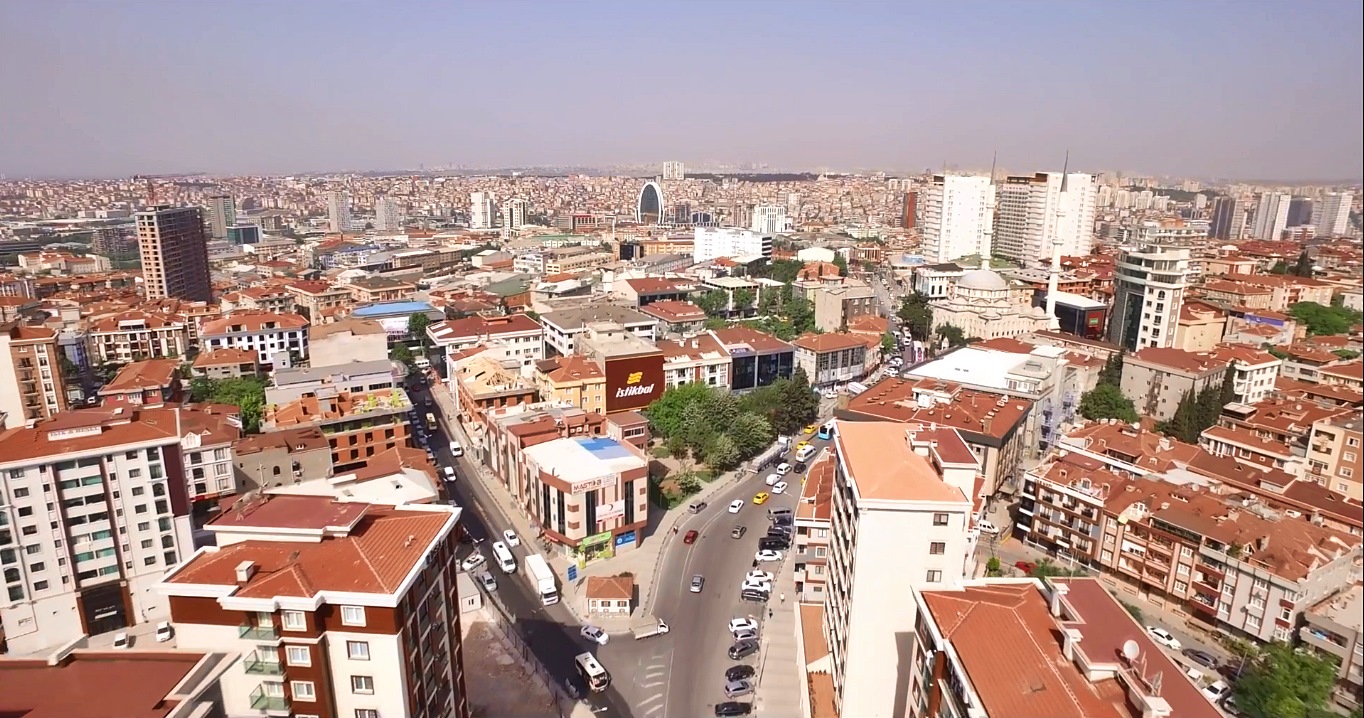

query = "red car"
[1015,561,1036,575]
[683,530,699,545]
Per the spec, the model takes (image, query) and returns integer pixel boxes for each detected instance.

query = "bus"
[491,541,517,574]
[574,653,611,692]
[425,412,438,431]
[816,421,835,441]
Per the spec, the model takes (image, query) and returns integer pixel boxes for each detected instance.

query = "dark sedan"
[1182,648,1219,669]
[726,664,756,682]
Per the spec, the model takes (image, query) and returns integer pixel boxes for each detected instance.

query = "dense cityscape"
[1,3,1362,718]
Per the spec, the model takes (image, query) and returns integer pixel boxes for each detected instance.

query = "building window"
[285,646,311,666]
[1246,614,1261,630]
[356,710,380,718]
[350,675,375,694]
[281,611,307,631]
[347,640,370,660]
[932,514,949,526]
[929,542,946,555]
[291,681,316,701]
[926,570,942,583]
[341,605,366,626]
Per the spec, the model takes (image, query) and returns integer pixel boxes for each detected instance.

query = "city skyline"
[1,1,1361,180]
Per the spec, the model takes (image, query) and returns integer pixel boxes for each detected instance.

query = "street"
[599,430,836,718]
[407,381,634,718]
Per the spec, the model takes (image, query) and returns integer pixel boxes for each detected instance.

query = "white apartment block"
[538,306,657,358]
[1251,192,1291,241]
[501,198,527,233]
[1106,244,1194,352]
[0,407,196,654]
[661,161,685,181]
[200,312,310,368]
[469,192,496,230]
[1313,192,1353,237]
[994,172,1097,266]
[325,190,351,234]
[692,227,773,263]
[373,196,406,232]
[750,205,788,234]
[823,420,982,718]
[921,174,995,264]
[85,310,191,365]
[427,314,544,369]
[157,495,469,718]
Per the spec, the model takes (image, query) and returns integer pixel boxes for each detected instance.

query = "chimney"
[234,560,257,584]
[1050,582,1070,618]
[1061,627,1082,661]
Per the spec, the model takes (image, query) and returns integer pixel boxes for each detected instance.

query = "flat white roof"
[903,347,1032,391]
[522,437,648,487]
[1049,290,1105,310]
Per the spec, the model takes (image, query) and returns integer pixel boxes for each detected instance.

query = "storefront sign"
[570,475,614,496]
[583,530,613,548]
[604,353,666,413]
[614,530,637,547]
[596,500,625,523]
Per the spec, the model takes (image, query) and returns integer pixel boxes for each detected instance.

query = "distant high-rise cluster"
[325,190,351,233]
[921,175,993,264]
[1251,191,1291,240]
[993,171,1096,266]
[661,161,685,181]
[1313,191,1353,236]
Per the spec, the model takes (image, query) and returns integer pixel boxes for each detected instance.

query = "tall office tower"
[0,322,68,428]
[1106,243,1194,351]
[203,194,235,240]
[1251,192,1291,240]
[373,196,407,231]
[136,205,212,302]
[501,199,527,238]
[469,192,496,229]
[661,161,685,181]
[993,171,1096,266]
[1288,196,1314,226]
[1312,192,1353,236]
[750,205,787,234]
[901,191,918,229]
[921,175,994,263]
[325,190,351,233]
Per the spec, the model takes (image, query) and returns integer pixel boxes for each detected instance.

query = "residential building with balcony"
[1280,344,1348,384]
[1301,583,1364,713]
[450,354,539,429]
[638,300,707,337]
[262,388,412,474]
[178,406,241,509]
[85,310,190,365]
[285,280,354,322]
[657,334,731,390]
[266,359,400,407]
[793,450,835,603]
[156,495,469,718]
[427,313,544,370]
[232,427,334,494]
[0,407,195,654]
[539,306,657,358]
[792,333,867,390]
[1307,412,1364,502]
[1323,361,1364,392]
[1200,423,1303,478]
[1209,343,1282,405]
[1018,454,1125,568]
[908,578,1222,718]
[201,312,310,369]
[1174,300,1227,353]
[1120,347,1229,422]
[221,286,297,315]
[191,346,260,379]
[812,282,877,333]
[821,421,982,717]
[96,358,182,408]
[346,276,417,305]
[533,355,606,415]
[0,323,67,430]
[520,435,650,556]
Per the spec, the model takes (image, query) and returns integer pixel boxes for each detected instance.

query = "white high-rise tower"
[921,174,995,264]
[1312,192,1353,237]
[325,190,351,234]
[373,197,406,232]
[470,192,496,229]
[993,171,1096,266]
[662,161,685,181]
[1251,192,1291,240]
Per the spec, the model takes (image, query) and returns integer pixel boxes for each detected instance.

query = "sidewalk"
[754,553,802,716]
[430,380,748,630]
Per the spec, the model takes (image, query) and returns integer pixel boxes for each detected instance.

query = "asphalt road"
[599,432,836,718]
[406,381,633,718]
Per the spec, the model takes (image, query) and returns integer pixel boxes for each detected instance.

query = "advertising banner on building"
[596,500,625,523]
[604,352,665,413]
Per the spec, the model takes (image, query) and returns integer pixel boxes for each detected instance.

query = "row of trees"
[1079,351,1140,423]
[1229,639,1345,718]
[1269,250,1316,277]
[1290,301,1363,337]
[645,369,820,471]
[188,376,268,433]
[1157,369,1235,443]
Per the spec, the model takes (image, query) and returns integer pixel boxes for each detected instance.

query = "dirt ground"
[461,611,561,718]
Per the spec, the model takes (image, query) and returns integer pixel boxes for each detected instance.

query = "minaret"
[1044,151,1069,330]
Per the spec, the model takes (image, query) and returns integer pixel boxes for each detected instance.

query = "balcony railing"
[244,651,284,675]
[238,623,278,641]
[249,684,290,712]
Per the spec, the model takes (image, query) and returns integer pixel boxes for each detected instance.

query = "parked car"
[728,618,759,635]
[977,520,1000,536]
[154,622,173,642]
[444,466,456,479]
[112,632,130,649]
[730,526,747,539]
[746,570,774,583]
[728,500,745,514]
[714,701,753,717]
[758,537,788,552]
[732,628,758,642]
[1202,680,1231,703]
[754,550,782,562]
[728,639,760,659]
[684,529,699,545]
[477,571,498,592]
[502,529,521,547]
[580,624,609,646]
[690,575,705,593]
[1182,648,1218,669]
[771,481,788,495]
[460,553,487,572]
[726,665,756,682]
[724,679,756,698]
[740,589,769,603]
[1146,626,1182,651]
[688,501,709,514]
[1014,560,1036,575]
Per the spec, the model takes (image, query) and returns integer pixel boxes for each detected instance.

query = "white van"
[491,541,517,574]
[795,445,816,462]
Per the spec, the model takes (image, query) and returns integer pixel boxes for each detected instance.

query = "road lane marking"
[641,680,665,688]
[638,694,663,707]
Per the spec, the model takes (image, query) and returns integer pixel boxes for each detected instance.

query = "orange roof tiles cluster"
[98,358,180,394]
[0,651,214,718]
[843,377,1032,440]
[0,407,182,464]
[834,421,969,503]
[201,310,308,336]
[192,346,259,367]
[639,299,706,322]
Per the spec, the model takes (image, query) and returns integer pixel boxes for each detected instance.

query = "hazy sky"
[2,1,1361,180]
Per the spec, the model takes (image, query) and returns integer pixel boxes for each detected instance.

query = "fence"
[479,589,569,718]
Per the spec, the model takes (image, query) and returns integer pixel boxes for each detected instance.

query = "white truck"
[524,553,558,606]
[631,618,670,640]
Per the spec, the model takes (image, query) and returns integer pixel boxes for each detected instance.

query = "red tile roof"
[0,408,181,465]
[192,347,259,368]
[98,359,179,395]
[639,300,706,322]
[0,651,212,718]
[792,332,867,352]
[200,311,308,336]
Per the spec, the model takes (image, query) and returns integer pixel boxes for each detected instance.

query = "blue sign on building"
[614,530,637,547]
[567,565,578,582]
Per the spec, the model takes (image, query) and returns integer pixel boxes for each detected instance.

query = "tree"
[189,376,267,433]
[896,293,933,341]
[1290,301,1363,336]
[985,556,1003,577]
[1195,383,1224,434]
[1293,249,1315,277]
[408,312,431,348]
[703,434,741,471]
[935,323,967,348]
[1029,558,1087,578]
[833,253,849,277]
[732,288,755,312]
[390,342,414,365]
[695,290,729,317]
[1079,384,1139,423]
[1233,642,1337,718]
[1218,365,1238,406]
[1333,349,1361,361]
[785,296,815,335]
[881,333,898,355]
[58,355,82,383]
[773,368,820,435]
[1098,351,1124,388]
[730,412,774,458]
[1158,390,1199,443]
[1270,260,1290,275]
[645,382,713,439]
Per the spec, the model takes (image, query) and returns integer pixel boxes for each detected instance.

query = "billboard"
[604,352,666,413]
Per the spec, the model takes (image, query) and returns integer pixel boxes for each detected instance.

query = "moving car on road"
[459,552,486,572]
[1146,626,1182,650]
[449,441,464,457]
[752,492,769,505]
[1182,648,1218,669]
[632,619,671,640]
[775,462,792,475]
[690,575,705,593]
[771,481,788,494]
[728,499,745,513]
[977,520,1000,536]
[764,473,781,486]
[502,529,520,547]
[574,652,611,692]
[730,526,747,539]
[491,541,517,573]
[755,550,782,562]
[688,501,709,514]
[684,529,699,545]
[803,424,817,435]
[476,571,497,592]
[728,639,759,659]
[580,625,609,646]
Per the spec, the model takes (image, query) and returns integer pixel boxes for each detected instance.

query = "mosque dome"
[958,269,1009,292]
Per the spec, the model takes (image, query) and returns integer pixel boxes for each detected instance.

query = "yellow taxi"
[796,441,811,452]
[753,492,770,505]
[803,424,818,435]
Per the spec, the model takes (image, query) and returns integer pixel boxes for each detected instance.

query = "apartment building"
[0,323,66,430]
[191,346,260,379]
[1107,243,1194,352]
[136,205,212,302]
[0,647,231,717]
[638,300,707,337]
[1120,347,1229,422]
[793,450,835,603]
[221,286,297,315]
[232,426,334,493]
[533,355,606,415]
[908,578,1222,718]
[285,280,355,321]
[201,311,310,368]
[1301,584,1363,713]
[427,313,544,370]
[920,174,995,264]
[1307,412,1364,501]
[347,276,417,305]
[85,309,191,364]
[812,282,877,332]
[1281,343,1349,384]
[96,358,182,407]
[156,495,469,718]
[822,421,981,717]
[521,435,650,556]
[1209,343,1282,404]
[1174,300,1227,353]
[657,334,732,390]
[450,354,539,428]
[178,405,241,508]
[612,277,698,309]
[993,171,1097,265]
[539,306,657,358]
[1323,361,1364,391]
[0,407,195,654]
[266,359,399,407]
[309,318,389,367]
[792,332,868,390]
[262,388,412,473]
[1200,423,1303,478]
[692,227,773,263]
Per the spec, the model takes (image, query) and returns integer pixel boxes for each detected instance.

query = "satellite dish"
[1122,640,1140,661]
